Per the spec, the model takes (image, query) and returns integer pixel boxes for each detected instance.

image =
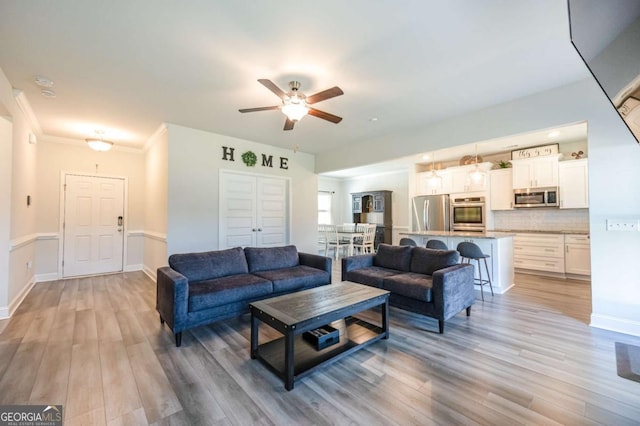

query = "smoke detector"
[40,89,56,98]
[34,76,54,88]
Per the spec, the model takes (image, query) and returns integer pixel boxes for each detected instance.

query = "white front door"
[63,174,125,277]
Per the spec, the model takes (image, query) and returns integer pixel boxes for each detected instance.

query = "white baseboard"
[143,265,156,281]
[124,264,143,272]
[35,272,60,282]
[591,314,640,337]
[0,276,37,320]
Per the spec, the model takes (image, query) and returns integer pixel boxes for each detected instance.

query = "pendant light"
[467,144,486,185]
[427,152,442,187]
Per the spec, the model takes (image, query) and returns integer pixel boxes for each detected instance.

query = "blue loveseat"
[156,245,332,346]
[342,244,475,333]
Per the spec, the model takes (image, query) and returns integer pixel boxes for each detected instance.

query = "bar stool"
[456,242,493,301]
[426,239,448,250]
[399,238,417,246]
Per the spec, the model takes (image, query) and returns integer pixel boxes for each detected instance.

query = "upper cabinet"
[417,163,491,195]
[449,163,492,193]
[559,159,589,209]
[416,169,452,195]
[511,155,560,188]
[489,168,513,210]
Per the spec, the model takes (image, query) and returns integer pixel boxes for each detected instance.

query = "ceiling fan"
[239,79,344,130]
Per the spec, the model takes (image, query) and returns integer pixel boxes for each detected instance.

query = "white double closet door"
[219,171,290,249]
[62,174,125,277]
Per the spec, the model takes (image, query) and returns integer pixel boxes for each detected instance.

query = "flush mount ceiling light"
[86,130,114,152]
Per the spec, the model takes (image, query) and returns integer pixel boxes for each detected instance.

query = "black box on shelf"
[303,325,339,351]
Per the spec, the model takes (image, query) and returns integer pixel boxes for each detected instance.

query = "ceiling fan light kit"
[240,79,343,130]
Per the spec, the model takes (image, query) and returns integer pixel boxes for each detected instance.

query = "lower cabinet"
[513,233,565,274]
[513,233,590,277]
[565,235,591,276]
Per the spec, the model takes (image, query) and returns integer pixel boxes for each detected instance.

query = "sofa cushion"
[373,244,413,272]
[245,245,299,273]
[410,247,460,276]
[382,273,434,302]
[188,274,273,312]
[169,247,249,282]
[254,265,330,293]
[344,266,401,288]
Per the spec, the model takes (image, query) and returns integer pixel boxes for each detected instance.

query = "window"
[318,191,332,224]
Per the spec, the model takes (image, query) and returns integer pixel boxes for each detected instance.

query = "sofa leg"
[438,320,444,334]
[466,306,471,317]
[160,315,165,325]
[175,332,182,347]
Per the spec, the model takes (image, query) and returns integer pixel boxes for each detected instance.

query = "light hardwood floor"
[1,268,639,425]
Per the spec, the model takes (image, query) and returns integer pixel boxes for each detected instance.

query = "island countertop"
[400,230,514,239]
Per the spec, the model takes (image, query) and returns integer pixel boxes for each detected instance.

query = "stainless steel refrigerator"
[412,194,450,232]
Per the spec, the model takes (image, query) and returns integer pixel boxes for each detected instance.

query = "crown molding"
[143,123,168,153]
[12,89,42,135]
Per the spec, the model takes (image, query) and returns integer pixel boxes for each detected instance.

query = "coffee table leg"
[284,331,295,390]
[250,311,259,359]
[382,299,390,339]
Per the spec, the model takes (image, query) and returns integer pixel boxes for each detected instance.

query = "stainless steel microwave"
[513,187,559,208]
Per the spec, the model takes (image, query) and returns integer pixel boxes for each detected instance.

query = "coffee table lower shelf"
[253,317,385,388]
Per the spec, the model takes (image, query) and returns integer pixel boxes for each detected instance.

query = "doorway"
[61,174,126,277]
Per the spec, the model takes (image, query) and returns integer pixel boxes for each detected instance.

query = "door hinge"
[62,260,64,267]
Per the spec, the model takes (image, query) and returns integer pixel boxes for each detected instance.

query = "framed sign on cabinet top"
[511,143,559,160]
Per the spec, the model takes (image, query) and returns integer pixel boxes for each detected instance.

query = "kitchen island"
[400,231,515,294]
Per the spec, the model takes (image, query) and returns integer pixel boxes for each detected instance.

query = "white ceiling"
[0,0,593,156]
[322,121,588,178]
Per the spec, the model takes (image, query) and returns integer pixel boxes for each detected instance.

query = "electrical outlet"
[26,260,33,269]
[606,219,639,231]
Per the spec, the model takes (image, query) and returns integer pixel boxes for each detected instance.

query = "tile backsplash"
[493,209,589,232]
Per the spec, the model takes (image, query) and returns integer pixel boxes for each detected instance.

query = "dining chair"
[326,224,349,259]
[317,224,329,255]
[354,224,376,254]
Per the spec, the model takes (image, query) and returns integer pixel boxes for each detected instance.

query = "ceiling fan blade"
[284,118,295,131]
[306,86,344,104]
[239,106,280,113]
[258,79,287,99]
[308,108,343,123]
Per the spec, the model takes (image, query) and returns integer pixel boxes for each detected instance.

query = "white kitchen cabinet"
[559,159,589,209]
[416,170,452,195]
[565,234,591,276]
[511,155,560,189]
[489,168,513,210]
[450,163,491,194]
[513,233,565,274]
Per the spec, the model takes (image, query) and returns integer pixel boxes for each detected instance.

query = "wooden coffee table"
[249,281,390,390]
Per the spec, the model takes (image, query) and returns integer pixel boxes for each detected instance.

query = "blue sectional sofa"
[342,244,475,333]
[156,245,331,346]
